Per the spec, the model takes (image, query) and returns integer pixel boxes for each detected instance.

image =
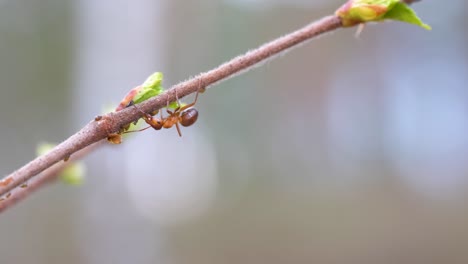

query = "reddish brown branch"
[0,0,424,212]
[0,15,341,199]
[0,142,103,213]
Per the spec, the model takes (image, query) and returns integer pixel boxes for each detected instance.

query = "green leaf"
[168,101,185,110]
[383,2,431,30]
[60,163,86,185]
[335,0,431,30]
[132,72,185,109]
[132,72,165,104]
[36,142,56,156]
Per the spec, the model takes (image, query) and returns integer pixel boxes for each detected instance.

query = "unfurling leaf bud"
[335,0,431,30]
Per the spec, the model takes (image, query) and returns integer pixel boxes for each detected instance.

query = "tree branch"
[0,0,424,212]
[0,142,103,213]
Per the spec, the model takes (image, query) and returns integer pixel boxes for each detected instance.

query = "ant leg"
[175,122,182,137]
[178,78,202,112]
[175,88,182,109]
[160,106,164,119]
[132,104,152,121]
[165,89,181,115]
[166,92,179,115]
[198,76,207,93]
[132,104,162,130]
[124,125,152,134]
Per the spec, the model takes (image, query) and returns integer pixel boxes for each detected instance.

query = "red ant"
[127,79,203,137]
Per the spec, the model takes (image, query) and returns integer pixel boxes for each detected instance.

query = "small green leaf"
[60,163,86,185]
[132,72,186,109]
[383,2,431,30]
[336,0,431,30]
[36,142,56,156]
[142,71,163,89]
[168,101,186,110]
[132,72,165,104]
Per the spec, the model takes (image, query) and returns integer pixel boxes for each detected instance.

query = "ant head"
[180,108,198,127]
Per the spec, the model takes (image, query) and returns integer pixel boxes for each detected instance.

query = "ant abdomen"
[180,108,198,127]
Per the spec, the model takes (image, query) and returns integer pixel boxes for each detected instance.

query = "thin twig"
[0,15,340,199]
[0,142,103,213]
[0,0,424,212]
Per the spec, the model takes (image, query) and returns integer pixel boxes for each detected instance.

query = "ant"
[127,79,203,137]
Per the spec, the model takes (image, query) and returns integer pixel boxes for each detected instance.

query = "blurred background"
[0,0,467,263]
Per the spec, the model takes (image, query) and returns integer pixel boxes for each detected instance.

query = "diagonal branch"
[0,15,341,199]
[0,0,424,212]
